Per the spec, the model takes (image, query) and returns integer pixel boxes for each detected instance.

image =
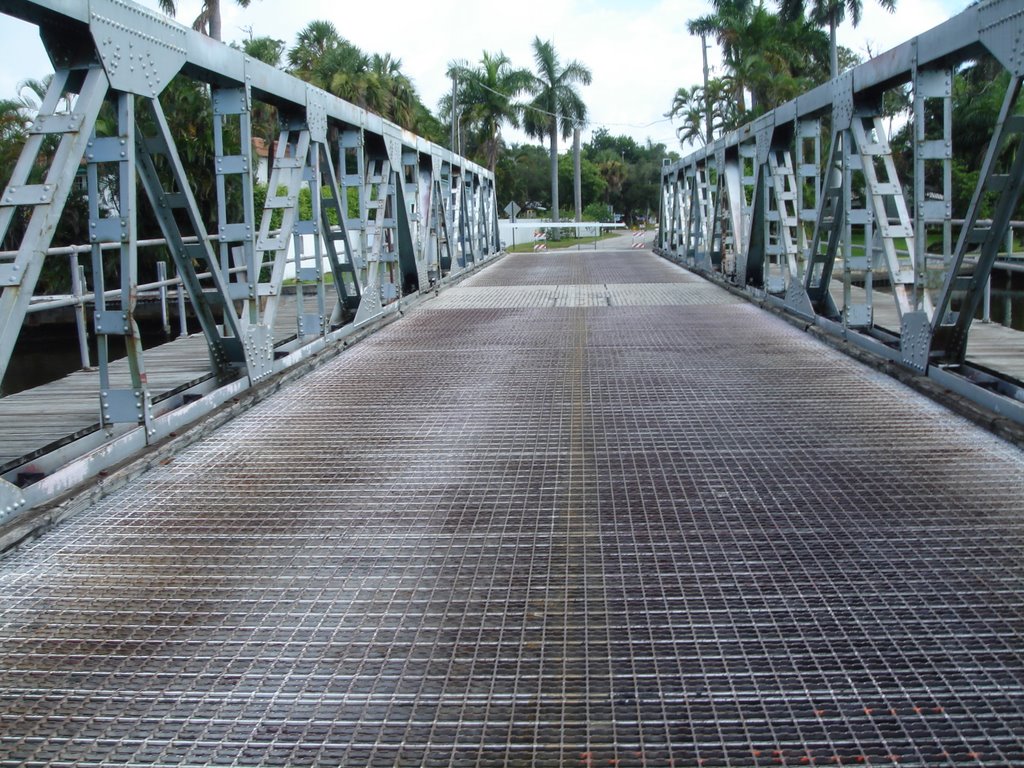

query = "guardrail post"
[157,260,170,336]
[69,255,90,370]
[983,275,991,323]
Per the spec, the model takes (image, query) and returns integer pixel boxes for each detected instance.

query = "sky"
[0,0,968,151]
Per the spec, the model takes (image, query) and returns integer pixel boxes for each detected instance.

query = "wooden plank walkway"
[828,281,1024,380]
[0,297,302,468]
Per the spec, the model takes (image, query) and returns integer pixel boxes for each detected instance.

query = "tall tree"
[673,0,833,145]
[157,0,253,41]
[286,22,426,132]
[778,0,894,78]
[287,20,343,84]
[445,52,533,173]
[687,16,717,143]
[523,38,592,223]
[241,35,285,67]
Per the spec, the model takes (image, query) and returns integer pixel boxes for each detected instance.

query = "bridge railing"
[656,0,1024,424]
[0,0,501,520]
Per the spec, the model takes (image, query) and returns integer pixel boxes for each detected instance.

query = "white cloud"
[0,0,965,153]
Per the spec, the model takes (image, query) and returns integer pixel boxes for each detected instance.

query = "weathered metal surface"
[1,250,1023,766]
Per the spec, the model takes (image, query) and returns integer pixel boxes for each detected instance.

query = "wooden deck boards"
[0,297,303,467]
[828,281,1024,380]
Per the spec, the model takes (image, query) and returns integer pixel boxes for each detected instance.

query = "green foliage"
[583,129,668,224]
[522,38,592,145]
[286,20,428,133]
[582,201,612,221]
[442,51,534,171]
[495,144,551,211]
[672,1,847,145]
[557,154,606,210]
[239,35,285,66]
[253,183,355,230]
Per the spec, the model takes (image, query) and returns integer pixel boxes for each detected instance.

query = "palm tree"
[287,20,342,83]
[687,16,717,143]
[242,36,285,67]
[367,54,421,130]
[685,1,830,121]
[523,38,592,224]
[447,52,533,173]
[778,0,895,78]
[667,86,712,146]
[157,0,253,41]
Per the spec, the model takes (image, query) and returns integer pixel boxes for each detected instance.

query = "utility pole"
[700,32,712,144]
[573,126,582,223]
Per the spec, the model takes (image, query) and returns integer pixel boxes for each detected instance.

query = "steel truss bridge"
[0,0,501,518]
[0,1,1024,766]
[657,0,1024,423]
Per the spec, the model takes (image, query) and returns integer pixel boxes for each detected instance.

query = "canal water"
[983,270,1023,330]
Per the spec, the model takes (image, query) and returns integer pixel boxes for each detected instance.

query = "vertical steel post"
[157,260,169,336]
[70,256,90,370]
[176,276,187,337]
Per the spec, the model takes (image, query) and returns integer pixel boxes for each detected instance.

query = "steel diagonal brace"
[740,159,767,288]
[0,66,108,383]
[432,175,454,275]
[802,133,845,320]
[353,157,393,325]
[849,115,923,322]
[415,163,436,281]
[721,157,744,268]
[256,124,312,333]
[315,143,361,320]
[931,76,1024,366]
[133,97,246,378]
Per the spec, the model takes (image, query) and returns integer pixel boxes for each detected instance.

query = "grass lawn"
[506,230,621,253]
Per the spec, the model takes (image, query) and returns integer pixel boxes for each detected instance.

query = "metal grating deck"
[2,250,1024,766]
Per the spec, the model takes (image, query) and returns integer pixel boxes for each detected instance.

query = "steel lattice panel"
[1,252,1024,767]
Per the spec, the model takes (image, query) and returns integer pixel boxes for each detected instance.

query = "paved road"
[1,250,1023,766]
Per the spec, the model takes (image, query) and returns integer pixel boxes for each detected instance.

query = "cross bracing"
[657,0,1024,423]
[0,0,500,519]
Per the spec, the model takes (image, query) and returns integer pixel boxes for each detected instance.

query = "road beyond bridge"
[1,246,1023,766]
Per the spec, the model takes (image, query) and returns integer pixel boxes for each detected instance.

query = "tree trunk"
[829,11,838,79]
[450,76,458,154]
[208,0,221,40]
[549,123,560,223]
[573,127,582,223]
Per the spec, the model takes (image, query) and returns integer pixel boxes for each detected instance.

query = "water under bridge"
[1,0,1024,765]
